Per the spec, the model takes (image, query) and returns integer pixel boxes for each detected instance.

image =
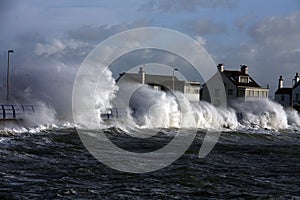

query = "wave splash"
[96,67,300,131]
[119,85,299,131]
[2,67,300,133]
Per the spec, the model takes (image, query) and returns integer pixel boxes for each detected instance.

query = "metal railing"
[0,104,35,120]
[100,108,127,120]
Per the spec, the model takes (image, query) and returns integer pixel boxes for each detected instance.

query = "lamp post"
[172,68,178,91]
[7,49,14,102]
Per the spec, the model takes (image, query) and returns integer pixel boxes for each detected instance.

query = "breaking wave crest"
[90,67,299,132]
[2,67,300,133]
[114,85,300,131]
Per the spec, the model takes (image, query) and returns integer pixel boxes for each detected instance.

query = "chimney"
[217,63,224,72]
[278,75,283,89]
[139,66,145,84]
[240,65,248,74]
[295,72,299,85]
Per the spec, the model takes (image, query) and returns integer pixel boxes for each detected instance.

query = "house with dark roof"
[201,64,269,106]
[275,73,300,110]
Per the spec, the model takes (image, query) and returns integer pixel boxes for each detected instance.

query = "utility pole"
[7,49,14,102]
[172,68,178,91]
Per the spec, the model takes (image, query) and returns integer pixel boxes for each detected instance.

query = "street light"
[172,68,178,91]
[7,49,14,102]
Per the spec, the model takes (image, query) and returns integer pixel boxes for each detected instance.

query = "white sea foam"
[2,66,300,133]
[106,80,300,131]
[24,101,58,127]
[231,99,290,130]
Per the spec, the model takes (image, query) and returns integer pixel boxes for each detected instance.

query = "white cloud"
[34,39,65,57]
[195,35,206,46]
[34,39,90,57]
[220,12,300,97]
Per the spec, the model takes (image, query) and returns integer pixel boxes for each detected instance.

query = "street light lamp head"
[8,49,14,53]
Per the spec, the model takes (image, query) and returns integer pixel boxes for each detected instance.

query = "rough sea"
[1,74,300,199]
[0,124,299,199]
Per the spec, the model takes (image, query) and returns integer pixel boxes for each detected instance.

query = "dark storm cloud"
[138,0,239,12]
[67,24,130,44]
[248,12,300,43]
[0,0,16,22]
[220,12,300,97]
[1,21,155,120]
[67,20,152,43]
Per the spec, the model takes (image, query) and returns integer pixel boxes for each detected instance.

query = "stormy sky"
[0,0,300,119]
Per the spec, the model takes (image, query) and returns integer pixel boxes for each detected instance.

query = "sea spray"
[286,108,300,128]
[192,101,239,129]
[231,99,289,130]
[118,85,238,130]
[23,101,57,126]
[94,72,300,131]
[94,69,119,123]
[129,86,180,128]
[73,62,119,129]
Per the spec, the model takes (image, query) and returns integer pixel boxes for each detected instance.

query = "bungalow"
[116,67,201,102]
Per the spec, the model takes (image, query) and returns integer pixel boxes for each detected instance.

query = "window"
[255,91,259,97]
[214,99,220,106]
[238,89,245,97]
[281,95,285,101]
[228,89,233,95]
[215,89,220,97]
[246,90,250,97]
[240,76,248,83]
[248,90,254,97]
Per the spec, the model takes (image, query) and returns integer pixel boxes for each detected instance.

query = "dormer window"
[239,76,249,83]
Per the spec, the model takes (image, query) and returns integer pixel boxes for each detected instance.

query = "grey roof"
[275,87,293,95]
[117,73,200,85]
[222,70,262,88]
[293,80,300,89]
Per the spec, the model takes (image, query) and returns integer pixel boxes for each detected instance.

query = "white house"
[201,64,269,106]
[116,67,201,102]
[274,73,300,111]
[274,75,293,107]
[293,80,300,110]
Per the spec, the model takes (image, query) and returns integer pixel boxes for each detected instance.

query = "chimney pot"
[217,64,224,72]
[240,65,248,74]
[278,75,283,89]
[295,72,300,85]
[139,66,145,84]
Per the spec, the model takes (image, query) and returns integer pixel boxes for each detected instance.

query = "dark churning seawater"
[0,126,299,199]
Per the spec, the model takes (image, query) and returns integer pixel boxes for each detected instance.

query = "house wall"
[200,73,227,106]
[222,74,237,103]
[148,80,200,102]
[293,85,300,107]
[244,88,269,101]
[275,94,292,107]
[184,83,200,102]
